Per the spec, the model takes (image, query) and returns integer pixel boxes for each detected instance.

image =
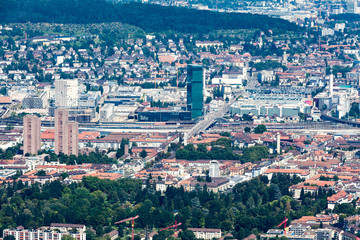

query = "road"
[184,74,260,142]
[184,92,240,142]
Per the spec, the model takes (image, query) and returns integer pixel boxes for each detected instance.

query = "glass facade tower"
[187,65,203,119]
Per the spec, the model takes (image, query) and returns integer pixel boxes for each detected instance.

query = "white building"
[100,103,115,122]
[335,23,346,32]
[321,28,335,36]
[55,79,79,107]
[209,160,220,178]
[347,0,360,13]
[258,70,276,83]
[188,228,221,240]
[3,224,86,240]
[212,70,246,86]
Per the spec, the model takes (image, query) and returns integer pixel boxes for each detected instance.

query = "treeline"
[175,141,269,163]
[38,150,117,165]
[0,0,301,34]
[176,143,241,161]
[252,60,286,71]
[0,173,338,240]
[0,145,20,160]
[330,13,360,22]
[57,152,117,165]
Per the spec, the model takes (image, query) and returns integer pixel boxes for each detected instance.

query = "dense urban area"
[2,0,360,240]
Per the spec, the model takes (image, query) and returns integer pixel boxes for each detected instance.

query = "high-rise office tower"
[187,65,204,119]
[23,115,41,155]
[55,79,79,107]
[55,108,78,156]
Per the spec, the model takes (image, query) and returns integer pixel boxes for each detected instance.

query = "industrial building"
[22,92,48,109]
[230,94,312,118]
[137,109,191,122]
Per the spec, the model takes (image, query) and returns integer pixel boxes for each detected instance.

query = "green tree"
[140,149,148,159]
[5,124,14,131]
[349,102,360,118]
[60,172,69,180]
[253,125,267,134]
[321,104,328,111]
[240,146,269,163]
[61,236,76,240]
[205,97,212,104]
[179,230,196,240]
[4,236,16,240]
[0,87,7,96]
[244,127,251,133]
[36,170,46,176]
[220,132,231,137]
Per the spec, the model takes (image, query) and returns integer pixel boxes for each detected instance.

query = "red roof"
[0,96,11,104]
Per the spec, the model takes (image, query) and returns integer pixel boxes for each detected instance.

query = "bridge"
[321,110,360,127]
[184,93,239,143]
[183,76,260,143]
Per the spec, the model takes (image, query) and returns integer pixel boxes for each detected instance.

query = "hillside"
[330,13,360,22]
[0,0,302,34]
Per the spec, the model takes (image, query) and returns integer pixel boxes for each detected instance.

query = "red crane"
[115,215,139,240]
[159,221,182,232]
[277,217,288,235]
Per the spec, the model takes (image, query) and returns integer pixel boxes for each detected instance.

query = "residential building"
[67,122,79,156]
[3,224,86,240]
[23,115,41,155]
[327,190,352,210]
[55,109,78,156]
[55,108,69,155]
[188,228,221,240]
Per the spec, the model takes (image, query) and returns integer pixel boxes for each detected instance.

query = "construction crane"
[115,215,139,240]
[159,221,182,232]
[277,217,288,235]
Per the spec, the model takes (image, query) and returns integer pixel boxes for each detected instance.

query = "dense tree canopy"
[330,13,360,22]
[0,173,347,239]
[252,60,285,71]
[175,143,241,161]
[0,0,302,34]
[349,102,360,118]
[240,146,268,163]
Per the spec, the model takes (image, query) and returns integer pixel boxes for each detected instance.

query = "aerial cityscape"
[2,0,360,239]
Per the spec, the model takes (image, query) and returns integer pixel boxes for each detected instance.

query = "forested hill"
[0,0,301,33]
[330,13,360,22]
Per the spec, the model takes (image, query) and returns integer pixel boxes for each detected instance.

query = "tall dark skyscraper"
[187,65,203,119]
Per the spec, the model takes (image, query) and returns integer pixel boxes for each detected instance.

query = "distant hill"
[330,13,360,22]
[0,0,302,34]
